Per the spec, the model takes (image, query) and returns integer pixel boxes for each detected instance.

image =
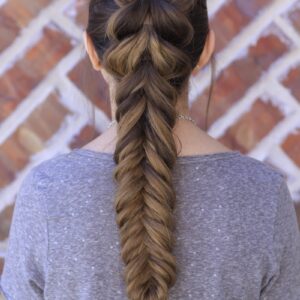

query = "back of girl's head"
[86,1,209,299]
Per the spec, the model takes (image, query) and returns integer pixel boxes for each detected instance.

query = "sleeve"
[260,178,300,300]
[0,167,48,300]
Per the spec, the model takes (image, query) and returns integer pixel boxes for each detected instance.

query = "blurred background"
[0,0,300,277]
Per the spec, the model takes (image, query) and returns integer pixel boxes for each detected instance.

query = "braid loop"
[87,1,210,299]
[102,1,198,299]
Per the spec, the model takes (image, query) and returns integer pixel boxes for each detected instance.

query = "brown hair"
[86,1,210,299]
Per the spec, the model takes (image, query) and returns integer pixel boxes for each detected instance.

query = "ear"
[83,31,102,71]
[192,29,215,75]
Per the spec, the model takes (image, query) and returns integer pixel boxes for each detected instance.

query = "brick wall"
[0,0,300,277]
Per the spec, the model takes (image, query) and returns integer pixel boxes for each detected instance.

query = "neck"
[90,81,228,156]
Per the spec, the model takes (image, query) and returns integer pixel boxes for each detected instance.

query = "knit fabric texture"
[1,148,300,299]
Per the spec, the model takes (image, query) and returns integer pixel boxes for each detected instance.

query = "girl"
[1,1,299,299]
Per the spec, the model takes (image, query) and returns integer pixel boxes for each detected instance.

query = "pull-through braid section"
[102,1,197,299]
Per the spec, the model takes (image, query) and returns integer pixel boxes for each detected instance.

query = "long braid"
[102,1,196,299]
[86,1,209,299]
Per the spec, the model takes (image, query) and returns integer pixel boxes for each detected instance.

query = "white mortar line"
[56,76,93,115]
[268,147,300,202]
[207,0,226,17]
[290,181,300,201]
[0,45,84,143]
[57,76,112,133]
[270,47,300,79]
[53,13,83,40]
[0,0,7,7]
[0,168,36,213]
[208,76,267,138]
[93,106,113,133]
[52,43,85,79]
[0,27,44,76]
[208,77,300,139]
[0,0,73,75]
[0,72,112,213]
[43,113,89,152]
[189,0,299,103]
[267,79,300,114]
[0,238,7,256]
[0,87,54,144]
[288,181,300,197]
[275,16,300,46]
[248,112,300,161]
[207,47,300,138]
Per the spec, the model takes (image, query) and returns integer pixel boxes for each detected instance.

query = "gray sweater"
[1,148,300,300]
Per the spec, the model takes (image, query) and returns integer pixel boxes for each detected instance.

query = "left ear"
[194,29,216,73]
[83,31,102,71]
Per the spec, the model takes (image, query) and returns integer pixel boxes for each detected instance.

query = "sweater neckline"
[71,148,241,165]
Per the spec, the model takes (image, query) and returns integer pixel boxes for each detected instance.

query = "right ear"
[191,29,216,76]
[197,29,215,69]
[83,31,102,71]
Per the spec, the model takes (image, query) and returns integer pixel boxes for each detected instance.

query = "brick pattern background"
[0,0,300,281]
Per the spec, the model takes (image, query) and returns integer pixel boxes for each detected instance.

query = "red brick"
[0,8,20,52]
[286,5,300,33]
[0,91,70,188]
[68,56,111,117]
[218,99,284,153]
[282,65,300,103]
[212,0,273,52]
[0,23,73,122]
[0,138,29,188]
[0,159,15,189]
[248,29,289,70]
[3,0,52,27]
[0,203,14,241]
[0,0,52,51]
[234,0,273,18]
[22,90,70,143]
[191,56,262,129]
[69,124,101,150]
[212,1,250,53]
[191,26,289,128]
[281,129,300,167]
